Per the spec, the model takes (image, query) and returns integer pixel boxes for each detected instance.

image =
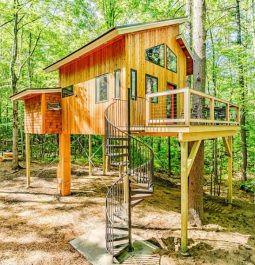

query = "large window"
[145,44,165,67]
[96,74,108,103]
[166,46,177,73]
[145,74,158,103]
[130,69,137,100]
[114,69,121,99]
[62,85,74,98]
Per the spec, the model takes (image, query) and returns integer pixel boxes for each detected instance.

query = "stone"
[250,254,255,264]
[160,255,176,265]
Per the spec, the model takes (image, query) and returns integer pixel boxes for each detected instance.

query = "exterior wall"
[24,95,43,134]
[24,93,62,134]
[59,36,126,135]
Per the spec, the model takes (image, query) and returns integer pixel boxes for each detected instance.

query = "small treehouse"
[11,17,239,259]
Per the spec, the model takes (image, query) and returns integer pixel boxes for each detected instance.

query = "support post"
[58,133,71,196]
[180,141,189,255]
[103,135,106,175]
[25,133,31,188]
[89,134,92,176]
[227,136,233,204]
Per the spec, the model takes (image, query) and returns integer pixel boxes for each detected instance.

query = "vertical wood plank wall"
[59,37,126,135]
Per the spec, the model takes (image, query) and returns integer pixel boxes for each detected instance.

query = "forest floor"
[0,161,255,265]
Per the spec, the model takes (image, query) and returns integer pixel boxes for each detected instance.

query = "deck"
[129,88,239,141]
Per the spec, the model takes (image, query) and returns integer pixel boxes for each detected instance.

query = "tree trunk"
[11,0,20,170]
[185,0,192,87]
[189,0,206,225]
[236,0,247,181]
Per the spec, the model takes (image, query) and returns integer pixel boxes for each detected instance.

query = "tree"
[189,0,206,226]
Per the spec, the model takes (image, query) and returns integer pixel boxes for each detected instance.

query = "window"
[114,69,121,99]
[145,44,165,67]
[145,74,158,103]
[62,85,74,98]
[47,102,61,111]
[96,74,108,102]
[166,46,177,73]
[130,69,137,100]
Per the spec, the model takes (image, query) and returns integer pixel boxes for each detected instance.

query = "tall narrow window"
[114,69,121,98]
[166,46,177,73]
[130,69,137,100]
[96,74,108,103]
[145,74,158,103]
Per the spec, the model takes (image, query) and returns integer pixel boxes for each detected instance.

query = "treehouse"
[11,17,239,260]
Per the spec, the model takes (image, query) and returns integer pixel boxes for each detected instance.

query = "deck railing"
[145,88,240,126]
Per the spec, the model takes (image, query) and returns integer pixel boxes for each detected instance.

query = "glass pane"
[145,44,165,67]
[96,74,108,102]
[166,46,177,72]
[145,75,158,103]
[115,70,121,98]
[131,70,137,99]
[62,85,74,98]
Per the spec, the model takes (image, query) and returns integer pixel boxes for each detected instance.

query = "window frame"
[145,74,159,103]
[166,45,177,73]
[95,73,109,103]
[62,85,74,98]
[145,43,165,68]
[130,69,137,100]
[114,69,121,99]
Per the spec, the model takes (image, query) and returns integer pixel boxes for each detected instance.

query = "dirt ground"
[0,161,255,265]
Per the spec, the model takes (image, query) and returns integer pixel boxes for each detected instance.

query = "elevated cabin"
[11,17,239,257]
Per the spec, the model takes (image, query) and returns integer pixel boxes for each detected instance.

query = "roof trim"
[44,17,188,73]
[10,88,61,101]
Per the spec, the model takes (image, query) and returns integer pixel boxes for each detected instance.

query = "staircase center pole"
[127,88,133,251]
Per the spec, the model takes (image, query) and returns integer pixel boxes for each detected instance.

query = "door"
[166,83,177,122]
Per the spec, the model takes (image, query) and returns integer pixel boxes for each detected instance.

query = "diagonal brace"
[187,140,201,176]
[222,137,232,157]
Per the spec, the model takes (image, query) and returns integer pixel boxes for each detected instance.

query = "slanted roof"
[10,88,61,101]
[176,34,193,75]
[44,17,188,73]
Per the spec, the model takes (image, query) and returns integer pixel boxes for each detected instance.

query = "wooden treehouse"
[11,17,239,259]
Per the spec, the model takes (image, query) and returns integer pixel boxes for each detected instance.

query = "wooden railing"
[145,88,240,126]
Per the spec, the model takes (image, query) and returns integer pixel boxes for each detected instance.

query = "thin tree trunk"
[185,0,192,87]
[168,137,171,176]
[236,0,247,181]
[189,0,206,225]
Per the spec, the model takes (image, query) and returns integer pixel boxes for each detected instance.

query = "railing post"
[145,96,149,126]
[127,88,132,251]
[210,98,215,123]
[184,89,190,125]
[226,103,230,124]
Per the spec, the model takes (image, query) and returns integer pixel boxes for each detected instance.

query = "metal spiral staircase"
[105,91,154,259]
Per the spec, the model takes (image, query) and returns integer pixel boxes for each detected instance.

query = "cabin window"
[114,69,121,99]
[166,46,177,73]
[62,85,74,98]
[96,74,108,102]
[130,69,137,100]
[145,44,165,67]
[145,74,158,103]
[47,102,61,111]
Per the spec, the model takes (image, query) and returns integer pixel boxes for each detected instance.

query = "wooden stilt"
[180,141,189,255]
[25,133,31,188]
[227,136,233,204]
[58,133,71,196]
[89,134,92,176]
[103,135,106,175]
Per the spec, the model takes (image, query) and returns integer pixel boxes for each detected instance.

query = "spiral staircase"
[105,92,154,260]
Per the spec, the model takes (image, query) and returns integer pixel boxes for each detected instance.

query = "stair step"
[131,193,152,201]
[131,188,153,194]
[112,225,129,231]
[113,243,129,256]
[108,235,129,242]
[108,137,128,141]
[131,199,144,207]
[106,144,128,148]
[130,182,150,189]
[108,153,128,157]
[113,212,128,222]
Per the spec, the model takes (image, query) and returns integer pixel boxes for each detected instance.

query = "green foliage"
[240,179,255,193]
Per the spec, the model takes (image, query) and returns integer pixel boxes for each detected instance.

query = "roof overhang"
[176,34,193,76]
[44,17,188,73]
[10,88,61,101]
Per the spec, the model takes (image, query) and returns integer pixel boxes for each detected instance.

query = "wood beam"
[58,133,71,196]
[25,133,31,188]
[227,136,233,204]
[187,140,201,176]
[180,141,189,254]
[223,137,232,157]
[89,134,93,176]
[102,135,106,175]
